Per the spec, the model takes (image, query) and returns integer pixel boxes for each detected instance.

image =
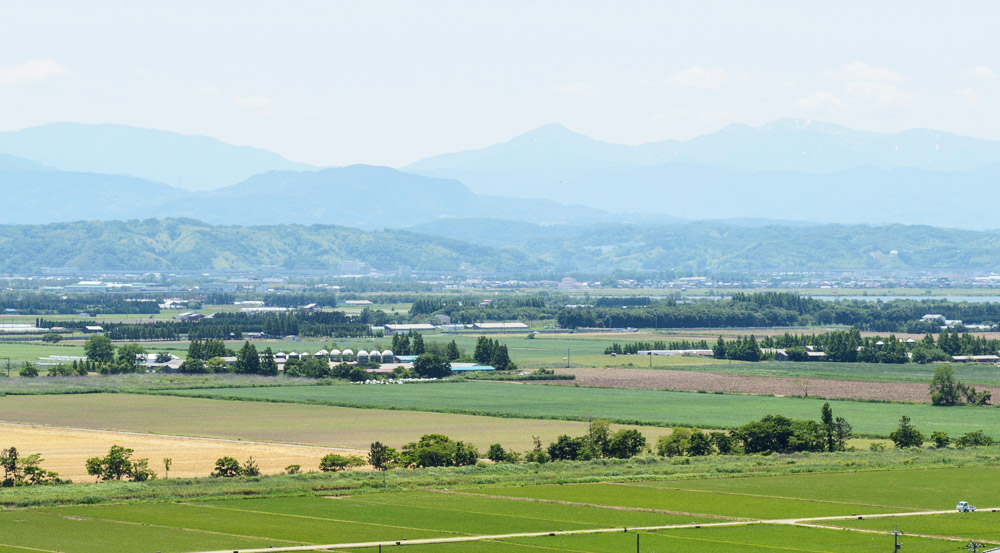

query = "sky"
[1,0,998,167]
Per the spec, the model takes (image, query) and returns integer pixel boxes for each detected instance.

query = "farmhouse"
[637,349,714,356]
[384,323,436,334]
[473,322,529,332]
[173,312,205,322]
[83,326,104,334]
[951,355,1000,363]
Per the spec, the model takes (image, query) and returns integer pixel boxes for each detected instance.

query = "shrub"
[18,364,39,378]
[931,431,950,448]
[319,454,366,472]
[955,430,994,448]
[212,456,242,478]
[889,416,924,448]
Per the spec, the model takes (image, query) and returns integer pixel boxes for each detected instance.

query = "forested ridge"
[7,218,1000,274]
[0,219,540,273]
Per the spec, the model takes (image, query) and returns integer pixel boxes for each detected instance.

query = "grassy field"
[0,393,670,451]
[166,380,1000,438]
[1,464,995,552]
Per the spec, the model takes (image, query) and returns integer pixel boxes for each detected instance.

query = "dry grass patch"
[1,423,362,481]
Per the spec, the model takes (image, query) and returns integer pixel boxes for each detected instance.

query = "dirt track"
[546,368,1000,403]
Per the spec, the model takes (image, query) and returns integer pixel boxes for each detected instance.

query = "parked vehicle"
[957,501,977,512]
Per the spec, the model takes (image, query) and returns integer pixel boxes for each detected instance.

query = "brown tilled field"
[546,368,1000,403]
[2,423,364,482]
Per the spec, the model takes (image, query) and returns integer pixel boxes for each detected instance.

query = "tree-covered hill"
[408,219,1000,272]
[0,219,543,273]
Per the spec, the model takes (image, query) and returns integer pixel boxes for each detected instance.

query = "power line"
[891,529,903,552]
[966,538,985,553]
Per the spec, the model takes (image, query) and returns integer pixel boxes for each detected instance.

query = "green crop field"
[831,512,1000,540]
[643,466,1000,510]
[1,466,994,553]
[474,482,912,519]
[167,380,1000,438]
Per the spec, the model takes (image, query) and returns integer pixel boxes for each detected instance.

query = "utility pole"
[967,538,985,553]
[636,533,640,553]
[891,529,902,552]
[566,348,570,368]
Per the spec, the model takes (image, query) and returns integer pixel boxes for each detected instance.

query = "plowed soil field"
[547,368,1000,403]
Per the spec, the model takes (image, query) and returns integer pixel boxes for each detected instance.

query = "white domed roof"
[381,349,393,357]
[341,348,354,356]
[329,349,341,355]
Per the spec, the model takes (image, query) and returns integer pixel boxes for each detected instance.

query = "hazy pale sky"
[1,1,998,166]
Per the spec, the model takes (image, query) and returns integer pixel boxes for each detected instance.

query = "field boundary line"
[0,421,366,454]
[34,509,304,546]
[347,493,648,529]
[183,502,459,537]
[182,507,1000,553]
[0,541,63,553]
[616,481,923,511]
[791,521,1000,544]
[427,489,742,520]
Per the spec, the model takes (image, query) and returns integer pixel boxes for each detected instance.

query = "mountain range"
[405,120,1000,224]
[2,119,1000,230]
[0,122,314,191]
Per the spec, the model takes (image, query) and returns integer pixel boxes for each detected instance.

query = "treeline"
[473,337,515,370]
[605,340,710,354]
[756,329,1000,364]
[2,292,160,315]
[409,295,546,317]
[39,311,374,341]
[593,296,651,307]
[556,292,1000,331]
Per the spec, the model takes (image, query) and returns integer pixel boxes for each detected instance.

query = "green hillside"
[0,218,541,273]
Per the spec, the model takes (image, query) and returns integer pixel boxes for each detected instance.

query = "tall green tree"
[260,347,278,376]
[930,365,962,406]
[368,441,398,474]
[889,416,924,448]
[413,353,451,378]
[235,341,260,374]
[821,402,836,452]
[115,343,147,373]
[84,335,115,364]
[411,332,425,355]
[445,340,461,361]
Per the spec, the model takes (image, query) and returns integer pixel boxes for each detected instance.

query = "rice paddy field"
[166,380,1000,438]
[1,466,996,553]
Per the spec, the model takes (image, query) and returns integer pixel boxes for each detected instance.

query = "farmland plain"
[0,393,671,451]
[1,464,995,553]
[166,380,1000,438]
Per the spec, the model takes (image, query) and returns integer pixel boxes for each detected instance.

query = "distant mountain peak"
[511,123,593,144]
[0,122,315,191]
